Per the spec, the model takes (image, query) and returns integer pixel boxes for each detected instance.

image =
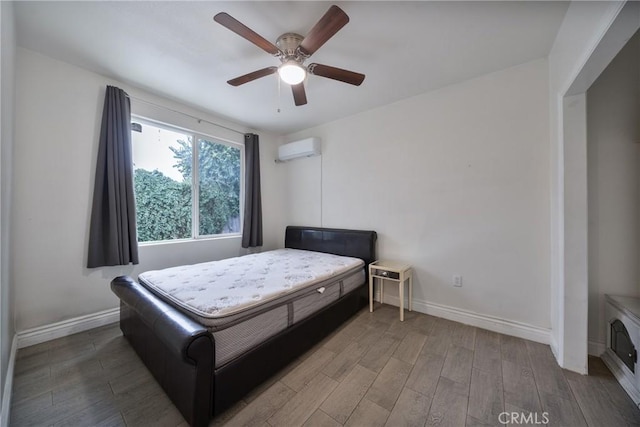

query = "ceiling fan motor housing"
[276,33,306,62]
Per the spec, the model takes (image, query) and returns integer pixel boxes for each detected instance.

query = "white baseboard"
[381,294,550,344]
[1,334,17,427]
[17,307,119,349]
[588,340,606,357]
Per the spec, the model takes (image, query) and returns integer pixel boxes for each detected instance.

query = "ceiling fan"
[213,5,365,106]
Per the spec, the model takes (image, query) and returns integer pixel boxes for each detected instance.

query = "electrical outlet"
[453,275,463,287]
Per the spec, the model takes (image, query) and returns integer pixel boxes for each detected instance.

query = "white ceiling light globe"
[278,62,306,85]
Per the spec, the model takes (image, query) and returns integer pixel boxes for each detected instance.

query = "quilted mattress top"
[138,248,364,321]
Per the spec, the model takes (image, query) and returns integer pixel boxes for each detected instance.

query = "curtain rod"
[126,95,246,136]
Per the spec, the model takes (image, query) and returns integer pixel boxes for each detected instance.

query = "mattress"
[138,248,364,327]
[138,248,365,367]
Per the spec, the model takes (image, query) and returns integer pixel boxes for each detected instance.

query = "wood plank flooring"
[10,304,640,426]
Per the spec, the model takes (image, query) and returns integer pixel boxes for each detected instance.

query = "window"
[131,118,243,243]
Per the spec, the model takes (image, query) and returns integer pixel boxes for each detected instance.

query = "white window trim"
[131,115,245,245]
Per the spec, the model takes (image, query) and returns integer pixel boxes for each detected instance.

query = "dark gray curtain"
[87,86,139,267]
[242,133,263,248]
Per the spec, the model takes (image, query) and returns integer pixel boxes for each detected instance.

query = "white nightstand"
[368,260,413,321]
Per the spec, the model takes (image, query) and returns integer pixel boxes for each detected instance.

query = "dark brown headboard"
[284,226,377,266]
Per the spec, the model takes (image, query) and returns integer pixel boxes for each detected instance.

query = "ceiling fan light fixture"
[278,61,306,85]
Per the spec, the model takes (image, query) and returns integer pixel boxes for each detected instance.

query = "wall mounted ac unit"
[276,137,321,162]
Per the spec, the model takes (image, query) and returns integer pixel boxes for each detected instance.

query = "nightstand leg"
[369,276,374,312]
[381,280,384,305]
[399,278,404,321]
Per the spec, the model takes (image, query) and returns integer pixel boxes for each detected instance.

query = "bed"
[110,226,377,427]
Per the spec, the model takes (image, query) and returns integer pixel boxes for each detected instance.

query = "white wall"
[13,48,286,332]
[587,30,640,350]
[283,59,551,333]
[284,155,322,226]
[0,0,16,419]
[548,0,632,373]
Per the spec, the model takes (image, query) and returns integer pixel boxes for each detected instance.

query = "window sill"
[138,234,241,247]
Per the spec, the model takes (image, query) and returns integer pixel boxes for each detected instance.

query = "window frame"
[131,115,245,245]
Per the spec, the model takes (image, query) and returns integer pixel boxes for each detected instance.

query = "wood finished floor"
[10,304,640,427]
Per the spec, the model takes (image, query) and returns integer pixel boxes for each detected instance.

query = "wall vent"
[611,319,637,373]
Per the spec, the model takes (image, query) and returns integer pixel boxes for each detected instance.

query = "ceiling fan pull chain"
[276,73,282,113]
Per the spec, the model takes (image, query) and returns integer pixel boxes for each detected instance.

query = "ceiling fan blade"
[227,67,278,86]
[308,63,365,86]
[298,5,349,57]
[214,13,281,56]
[291,83,307,106]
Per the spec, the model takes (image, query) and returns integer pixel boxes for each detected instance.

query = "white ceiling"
[14,1,569,134]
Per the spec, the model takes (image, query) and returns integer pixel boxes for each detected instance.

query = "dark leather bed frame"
[111,226,377,426]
